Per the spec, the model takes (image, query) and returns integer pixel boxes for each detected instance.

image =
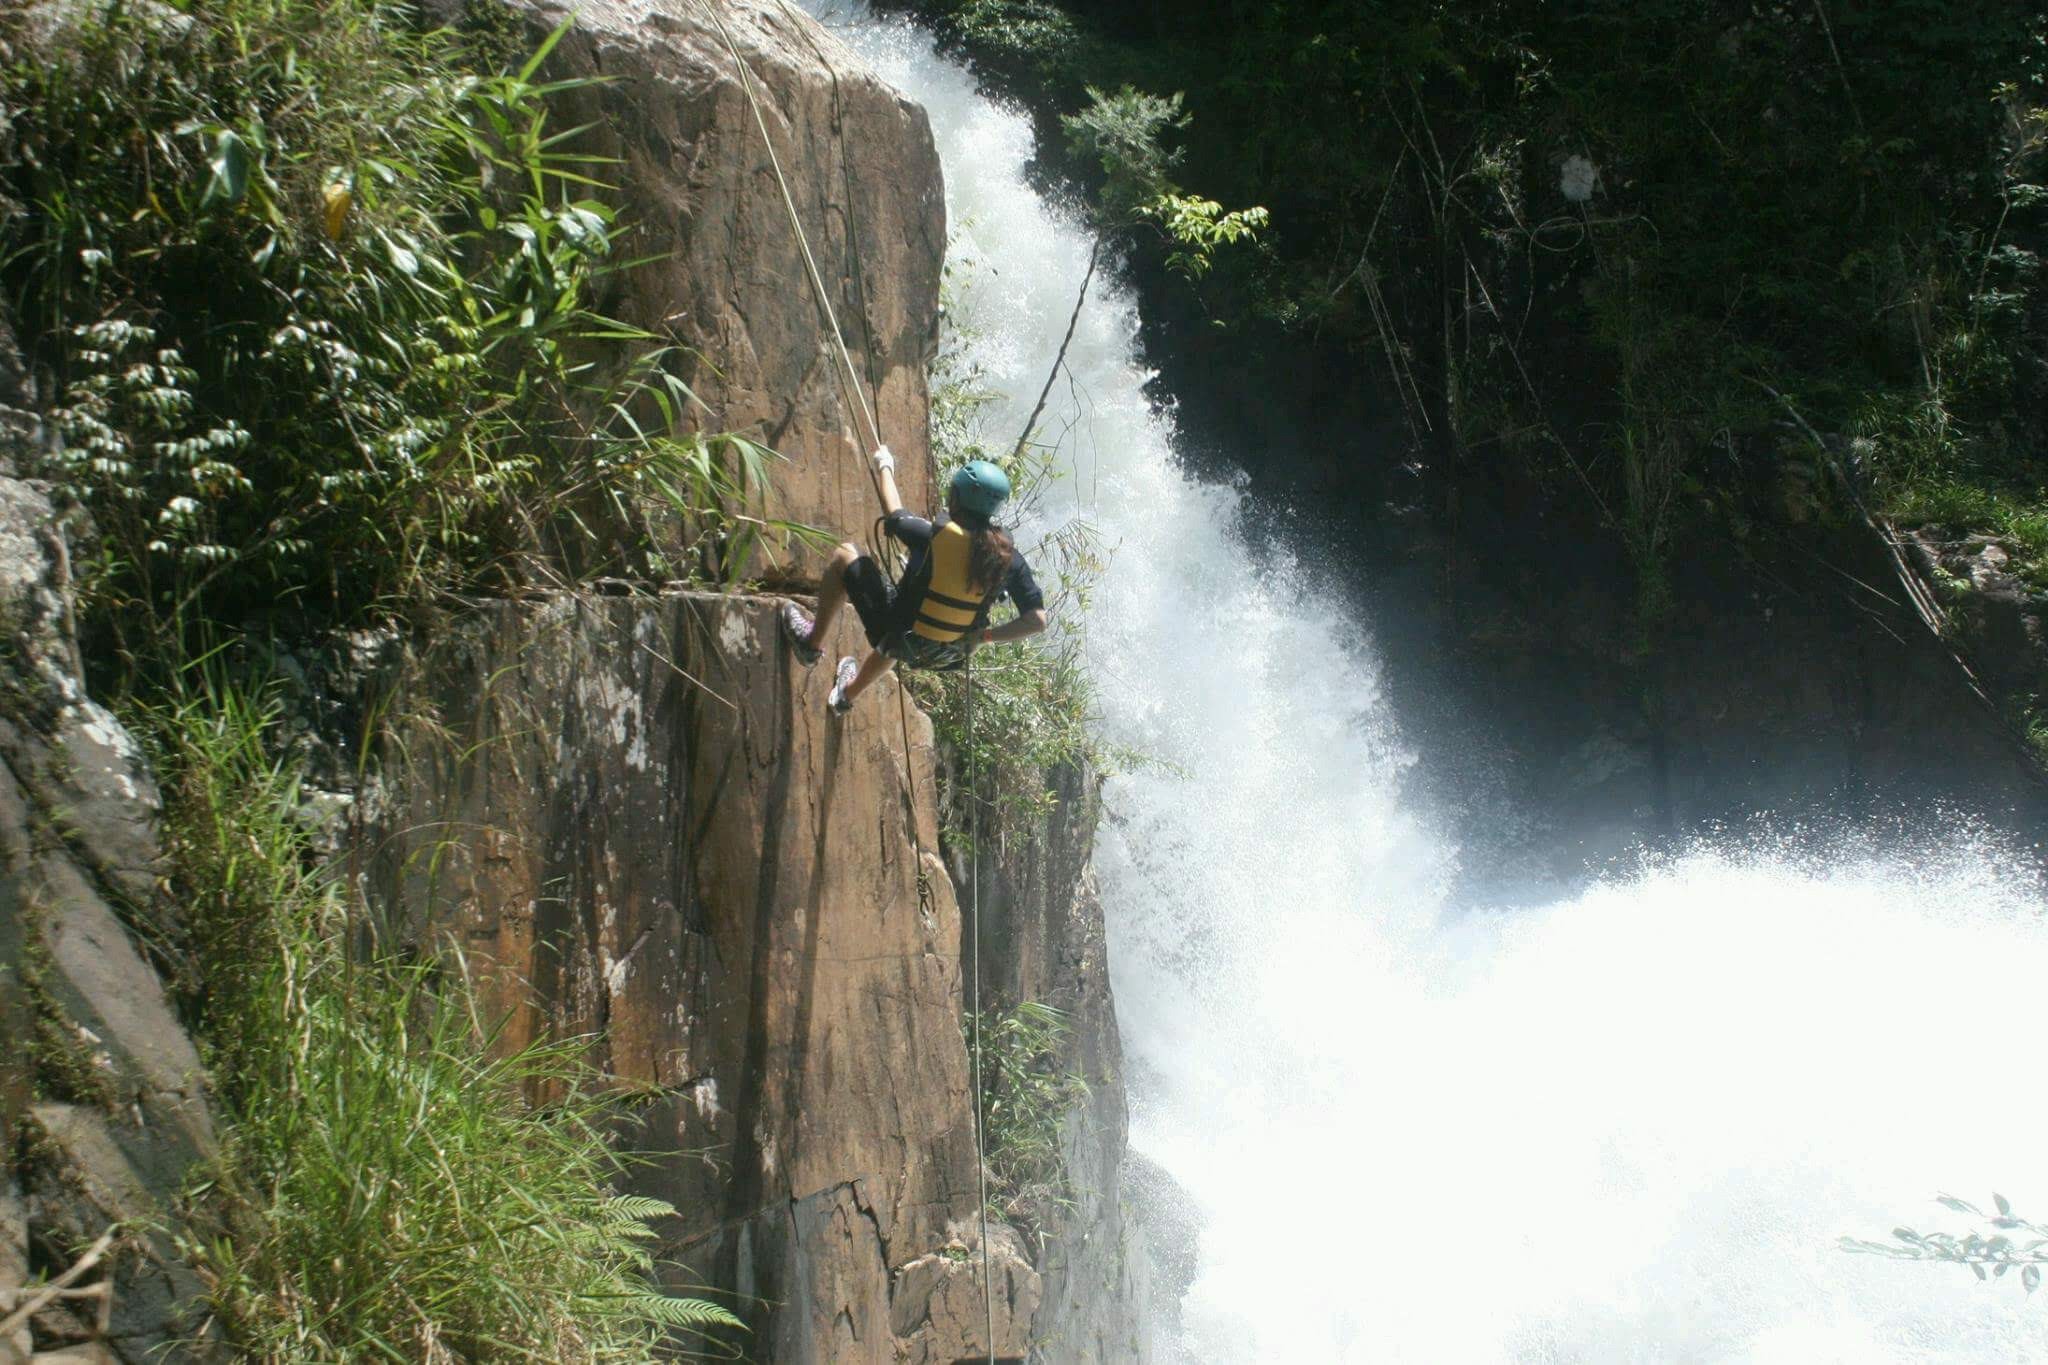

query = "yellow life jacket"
[909,520,991,643]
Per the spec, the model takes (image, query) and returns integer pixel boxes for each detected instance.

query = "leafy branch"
[1843,1192,2048,1293]
[1009,84,1267,462]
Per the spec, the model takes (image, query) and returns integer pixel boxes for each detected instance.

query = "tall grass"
[153,676,737,1360]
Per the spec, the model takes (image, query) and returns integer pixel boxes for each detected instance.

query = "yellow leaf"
[322,181,352,241]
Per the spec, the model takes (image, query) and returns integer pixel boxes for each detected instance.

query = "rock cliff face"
[366,591,1040,1360]
[0,210,211,1355]
[354,2,1147,1358]
[961,759,1154,1360]
[482,0,946,575]
[0,0,1145,1355]
[0,474,214,1360]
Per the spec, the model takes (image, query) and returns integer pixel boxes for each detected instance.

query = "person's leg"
[808,541,862,645]
[828,649,895,716]
[844,649,895,703]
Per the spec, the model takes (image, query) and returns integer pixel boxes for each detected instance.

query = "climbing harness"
[906,523,1006,648]
[696,5,999,1356]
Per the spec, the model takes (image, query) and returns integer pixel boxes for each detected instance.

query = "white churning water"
[807,6,2048,1359]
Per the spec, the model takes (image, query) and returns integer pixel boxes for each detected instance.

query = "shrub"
[2,0,812,669]
[152,675,739,1359]
[966,1001,1089,1238]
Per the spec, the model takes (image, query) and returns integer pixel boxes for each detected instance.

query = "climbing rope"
[699,0,935,894]
[700,1,886,495]
[696,6,997,1357]
[965,654,995,1360]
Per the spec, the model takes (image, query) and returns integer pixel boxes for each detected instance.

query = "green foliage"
[146,674,738,1359]
[1845,1192,2048,1294]
[919,0,2048,634]
[967,1001,1089,1234]
[1062,85,1188,222]
[1060,84,1265,276]
[1143,193,1270,281]
[1883,479,2048,588]
[934,0,1088,87]
[2,0,812,665]
[913,617,1101,843]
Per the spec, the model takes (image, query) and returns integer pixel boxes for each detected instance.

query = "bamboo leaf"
[200,128,251,209]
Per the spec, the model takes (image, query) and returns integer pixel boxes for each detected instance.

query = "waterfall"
[810,7,2048,1359]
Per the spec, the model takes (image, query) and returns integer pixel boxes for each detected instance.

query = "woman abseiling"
[782,443,1048,714]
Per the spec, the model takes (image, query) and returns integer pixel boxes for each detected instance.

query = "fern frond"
[601,1194,678,1225]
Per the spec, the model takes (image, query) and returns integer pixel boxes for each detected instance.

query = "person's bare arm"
[980,608,1047,645]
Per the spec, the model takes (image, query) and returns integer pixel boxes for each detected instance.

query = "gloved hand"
[871,443,895,474]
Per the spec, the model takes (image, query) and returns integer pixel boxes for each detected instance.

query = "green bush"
[2,0,811,668]
[151,676,739,1360]
[967,1001,1089,1236]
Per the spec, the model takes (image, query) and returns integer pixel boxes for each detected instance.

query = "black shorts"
[844,557,972,670]
[843,555,899,649]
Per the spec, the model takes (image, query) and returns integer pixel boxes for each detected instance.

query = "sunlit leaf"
[200,128,250,209]
[323,179,352,241]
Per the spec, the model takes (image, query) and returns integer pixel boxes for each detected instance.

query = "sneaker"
[781,601,821,667]
[827,656,859,716]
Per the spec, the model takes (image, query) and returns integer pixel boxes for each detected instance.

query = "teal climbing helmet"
[947,460,1012,519]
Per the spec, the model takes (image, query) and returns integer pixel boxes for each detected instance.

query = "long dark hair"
[951,502,1014,594]
[967,523,1014,595]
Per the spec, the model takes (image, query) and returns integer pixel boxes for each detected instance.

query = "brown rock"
[961,756,1155,1360]
[366,591,1039,1357]
[486,0,946,578]
[891,1225,1041,1363]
